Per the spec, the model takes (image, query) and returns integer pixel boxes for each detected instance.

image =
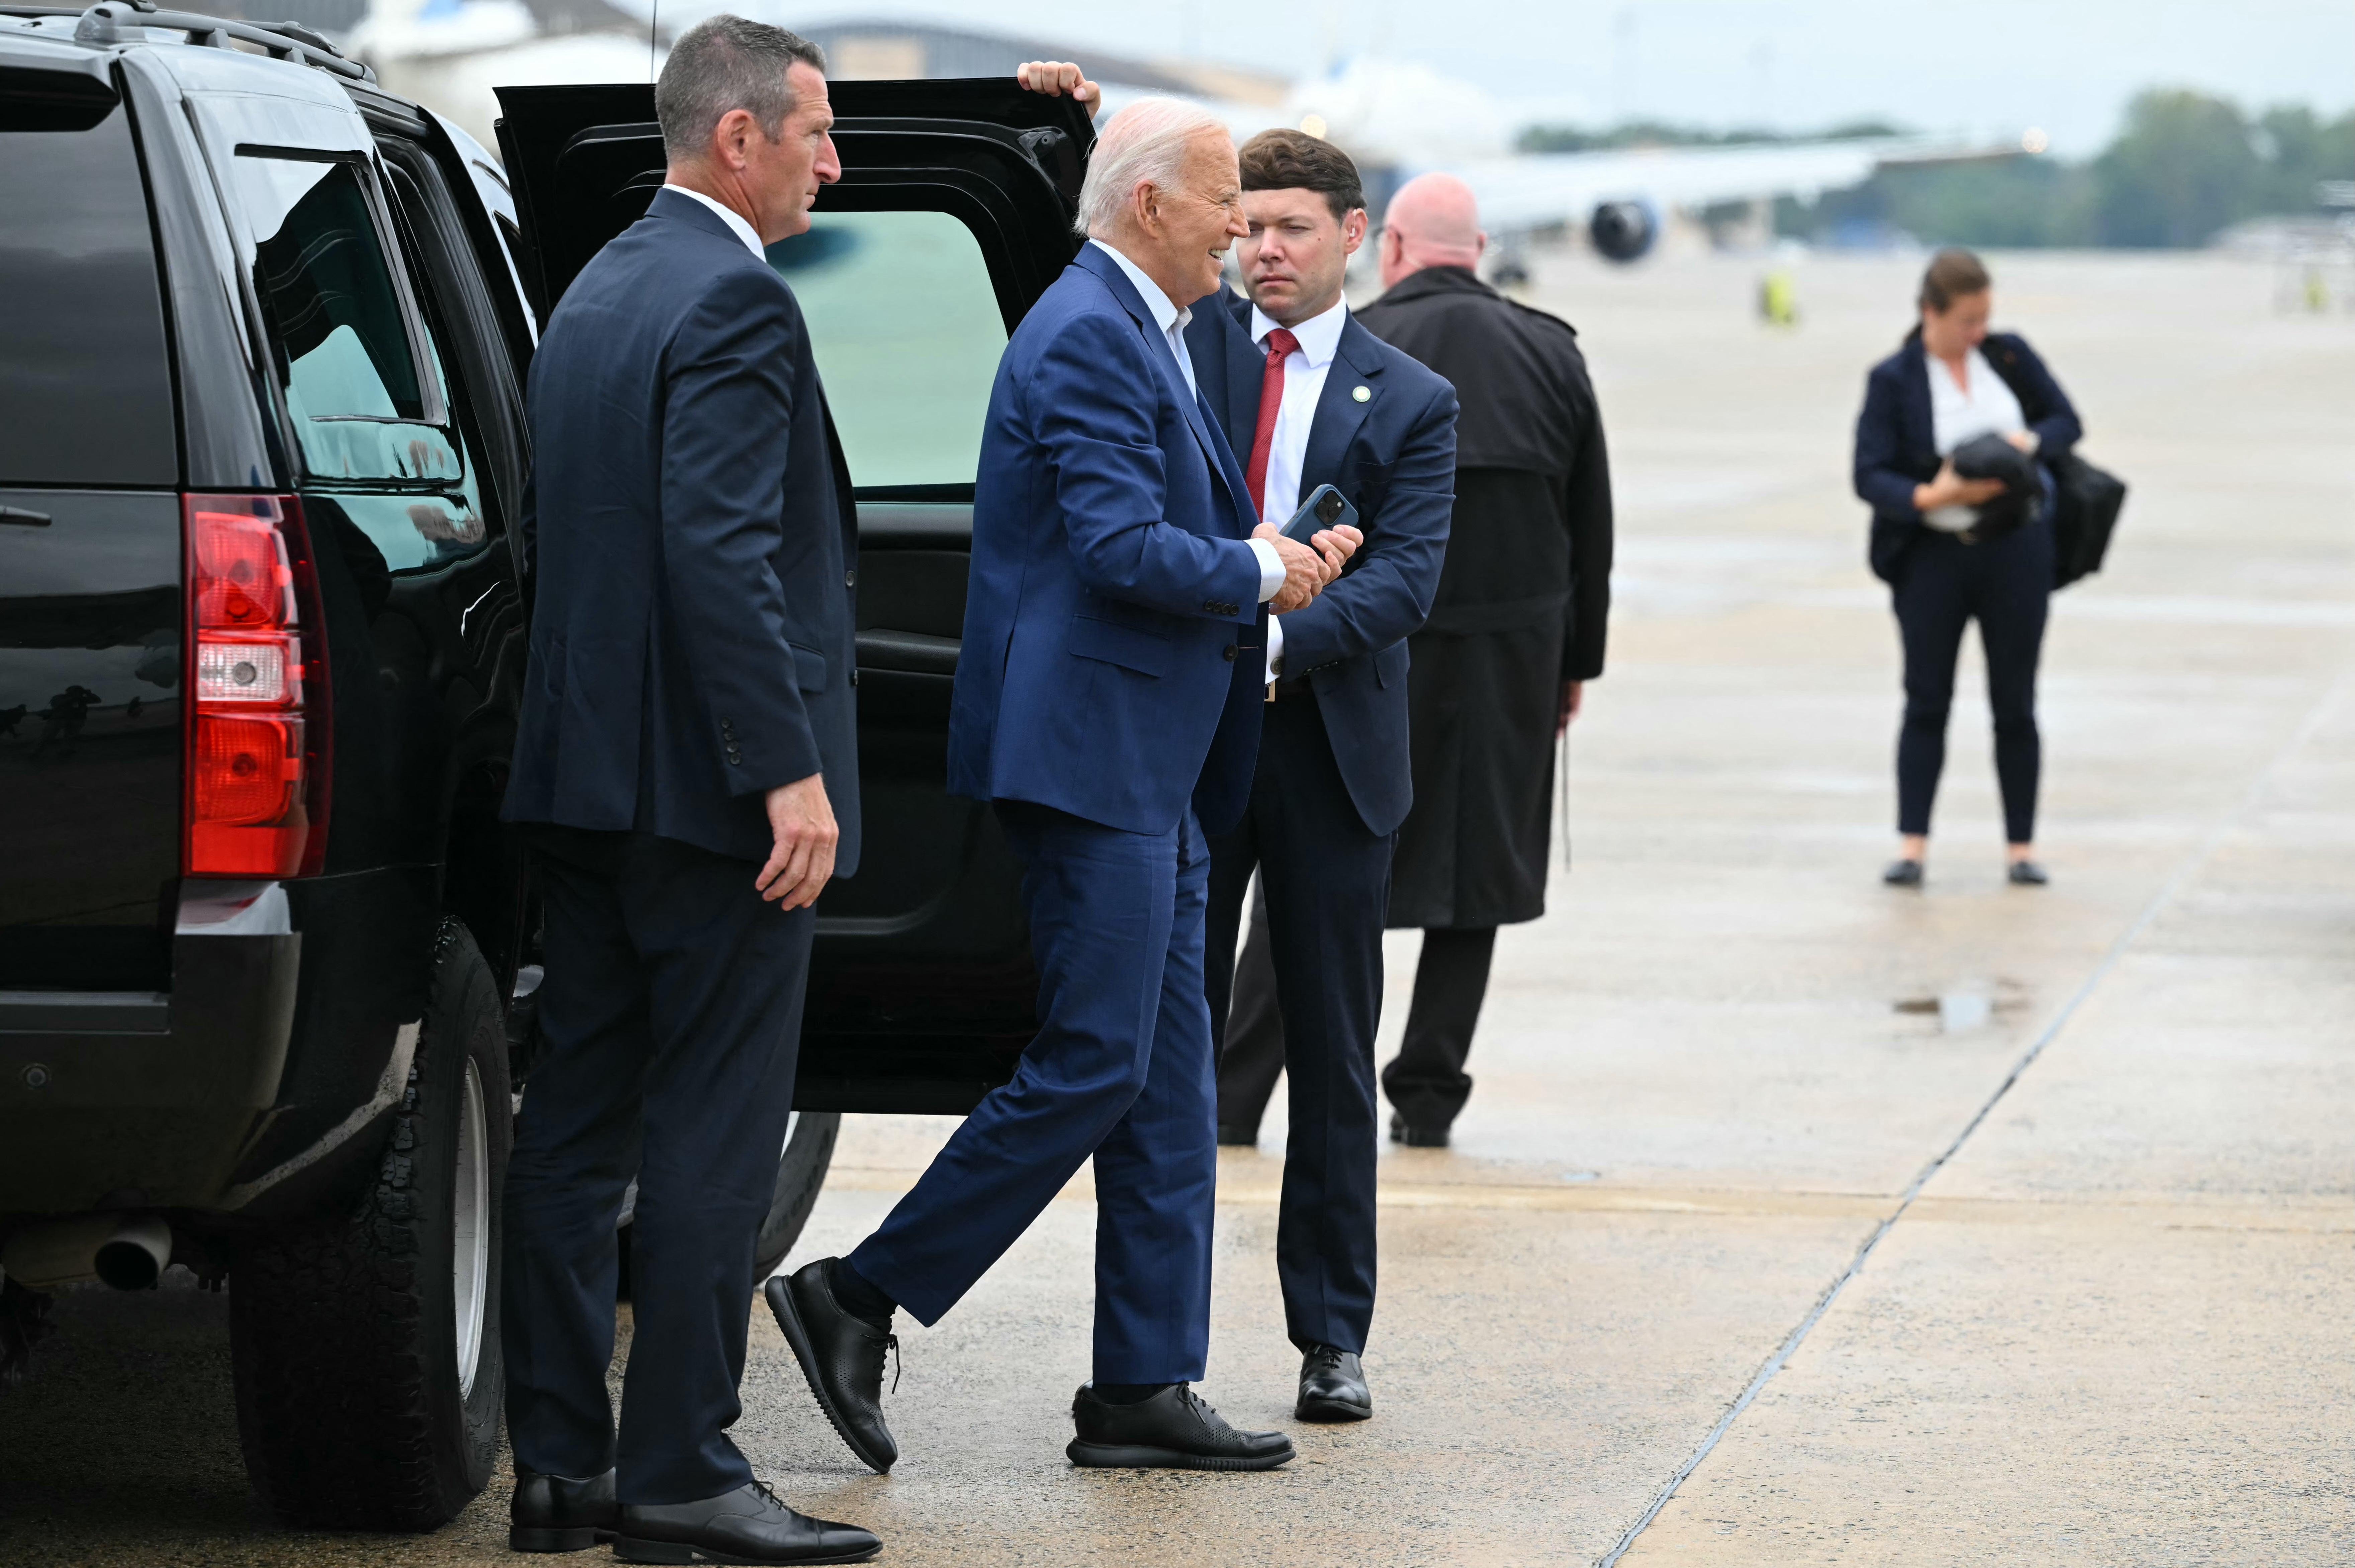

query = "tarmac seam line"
[1592,664,2355,1568]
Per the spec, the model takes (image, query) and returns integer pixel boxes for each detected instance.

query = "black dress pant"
[1204,694,1391,1355]
[1379,926,1498,1131]
[1892,517,2052,845]
[503,829,813,1505]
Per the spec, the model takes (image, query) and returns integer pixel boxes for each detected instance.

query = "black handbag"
[2050,453,2127,589]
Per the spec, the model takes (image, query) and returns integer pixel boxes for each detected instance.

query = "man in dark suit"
[767,94,1356,1475]
[1355,173,1614,1148]
[1179,131,1457,1425]
[498,19,877,1564]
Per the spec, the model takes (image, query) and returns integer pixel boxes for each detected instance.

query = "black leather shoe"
[1388,1113,1449,1149]
[615,1480,878,1565]
[1067,1383,1295,1471]
[1883,858,1924,887]
[1295,1345,1372,1422]
[765,1261,898,1473]
[510,1466,619,1552]
[2007,860,2049,885]
[1216,1123,1258,1147]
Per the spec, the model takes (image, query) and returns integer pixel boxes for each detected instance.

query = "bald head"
[1379,172,1485,288]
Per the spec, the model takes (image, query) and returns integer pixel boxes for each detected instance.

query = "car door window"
[767,209,1005,489]
[234,153,458,488]
[237,152,493,572]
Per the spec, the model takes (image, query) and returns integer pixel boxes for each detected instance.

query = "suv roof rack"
[0,0,377,82]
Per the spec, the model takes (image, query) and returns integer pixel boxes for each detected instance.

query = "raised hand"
[1015,60,1101,118]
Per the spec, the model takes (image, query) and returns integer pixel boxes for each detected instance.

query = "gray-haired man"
[766,93,1355,1478]
[500,16,876,1563]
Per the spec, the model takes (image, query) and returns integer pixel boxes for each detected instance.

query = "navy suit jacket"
[1854,329,2081,583]
[948,243,1269,836]
[505,190,861,870]
[1185,293,1457,837]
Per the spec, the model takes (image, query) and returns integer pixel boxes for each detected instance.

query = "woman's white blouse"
[1923,346,2028,531]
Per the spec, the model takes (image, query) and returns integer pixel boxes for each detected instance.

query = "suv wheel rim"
[454,1057,490,1397]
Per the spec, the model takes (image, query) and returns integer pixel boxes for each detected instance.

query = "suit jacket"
[1854,329,2082,583]
[505,189,861,871]
[949,244,1269,836]
[1184,293,1458,837]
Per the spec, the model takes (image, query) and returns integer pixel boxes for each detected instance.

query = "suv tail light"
[183,494,332,877]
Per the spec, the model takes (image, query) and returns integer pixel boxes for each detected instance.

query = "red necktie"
[1243,327,1300,520]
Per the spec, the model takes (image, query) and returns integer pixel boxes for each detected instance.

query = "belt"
[1268,673,1315,702]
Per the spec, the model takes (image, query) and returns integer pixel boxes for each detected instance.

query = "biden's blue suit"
[846,242,1268,1382]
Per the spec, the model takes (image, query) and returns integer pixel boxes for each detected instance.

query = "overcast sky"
[754,0,2355,155]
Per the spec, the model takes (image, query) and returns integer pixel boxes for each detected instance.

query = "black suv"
[0,3,1087,1530]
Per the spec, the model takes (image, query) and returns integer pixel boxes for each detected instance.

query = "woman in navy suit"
[1854,249,2082,887]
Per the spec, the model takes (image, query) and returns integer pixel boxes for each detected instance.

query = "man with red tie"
[1182,128,1458,1423]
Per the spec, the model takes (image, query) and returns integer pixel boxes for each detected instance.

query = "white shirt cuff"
[1265,615,1284,684]
[1247,537,1285,602]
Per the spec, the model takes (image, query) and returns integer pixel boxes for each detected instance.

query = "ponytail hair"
[1919,247,1990,314]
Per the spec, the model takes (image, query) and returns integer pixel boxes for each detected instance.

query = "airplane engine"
[1589,200,1658,263]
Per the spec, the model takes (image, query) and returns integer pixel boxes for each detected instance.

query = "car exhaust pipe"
[1,1214,174,1291]
[94,1216,173,1291]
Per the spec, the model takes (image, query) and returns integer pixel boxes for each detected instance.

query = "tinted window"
[327,291,495,573]
[0,98,176,486]
[235,154,459,486]
[767,210,1005,488]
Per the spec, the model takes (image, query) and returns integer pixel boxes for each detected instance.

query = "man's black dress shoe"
[616,1480,878,1565]
[1216,1123,1258,1147]
[1295,1344,1372,1422]
[1067,1383,1295,1471]
[510,1466,619,1552]
[2007,860,2049,885]
[1388,1112,1448,1149]
[1883,858,1924,887]
[765,1261,898,1473]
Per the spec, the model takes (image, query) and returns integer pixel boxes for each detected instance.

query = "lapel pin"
[1352,385,1371,403]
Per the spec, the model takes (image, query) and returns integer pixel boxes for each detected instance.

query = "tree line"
[1520,89,2355,249]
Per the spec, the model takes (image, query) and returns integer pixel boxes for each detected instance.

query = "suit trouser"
[847,800,1216,1383]
[1222,913,1497,1140]
[1204,695,1391,1355]
[1379,927,1498,1131]
[1892,518,2052,844]
[503,831,813,1505]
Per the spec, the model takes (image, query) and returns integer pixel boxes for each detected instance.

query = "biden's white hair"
[1074,97,1232,239]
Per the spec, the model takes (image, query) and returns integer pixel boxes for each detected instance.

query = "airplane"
[1100,56,2025,266]
[346,6,2021,269]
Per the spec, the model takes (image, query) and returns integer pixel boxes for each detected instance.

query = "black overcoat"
[1355,265,1613,929]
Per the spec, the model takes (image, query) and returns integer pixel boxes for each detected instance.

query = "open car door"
[495,80,1092,1113]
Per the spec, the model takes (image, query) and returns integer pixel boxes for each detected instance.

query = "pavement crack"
[1593,665,2355,1568]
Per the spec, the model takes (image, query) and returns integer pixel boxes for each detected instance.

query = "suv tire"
[228,918,511,1530]
[616,1109,840,1298]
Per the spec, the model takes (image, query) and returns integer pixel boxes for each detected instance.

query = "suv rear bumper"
[0,925,299,1214]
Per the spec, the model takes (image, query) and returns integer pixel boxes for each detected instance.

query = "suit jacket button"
[1223,645,1237,662]
[845,570,857,587]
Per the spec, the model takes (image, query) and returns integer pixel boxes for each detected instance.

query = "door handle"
[0,506,52,527]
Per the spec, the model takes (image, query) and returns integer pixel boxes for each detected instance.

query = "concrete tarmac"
[3,250,2350,1566]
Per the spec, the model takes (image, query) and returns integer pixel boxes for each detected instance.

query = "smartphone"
[1279,483,1357,544]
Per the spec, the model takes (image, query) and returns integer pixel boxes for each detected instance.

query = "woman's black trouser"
[1891,517,2053,845]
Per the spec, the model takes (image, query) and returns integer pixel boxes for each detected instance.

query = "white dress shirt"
[1248,296,1349,681]
[1088,240,1286,606]
[1924,345,2030,532]
[664,184,766,260]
